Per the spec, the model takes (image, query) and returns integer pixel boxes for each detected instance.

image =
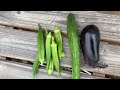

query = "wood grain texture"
[0,27,119,77]
[0,60,106,79]
[0,11,120,43]
[0,11,120,77]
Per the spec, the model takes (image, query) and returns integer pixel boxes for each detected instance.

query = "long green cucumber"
[67,13,81,79]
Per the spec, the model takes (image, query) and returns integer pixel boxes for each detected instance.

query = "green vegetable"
[51,36,61,76]
[32,55,40,79]
[67,13,81,79]
[47,59,54,75]
[46,29,48,36]
[38,24,45,66]
[46,32,52,70]
[54,26,65,59]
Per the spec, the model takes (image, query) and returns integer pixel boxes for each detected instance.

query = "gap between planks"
[0,56,112,79]
[0,59,107,79]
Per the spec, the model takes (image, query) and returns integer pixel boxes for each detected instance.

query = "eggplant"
[80,25,108,68]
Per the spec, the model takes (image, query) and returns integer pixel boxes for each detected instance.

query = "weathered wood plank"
[0,60,106,79]
[0,27,119,77]
[0,11,120,43]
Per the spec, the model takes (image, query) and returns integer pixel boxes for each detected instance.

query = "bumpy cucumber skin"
[67,13,81,79]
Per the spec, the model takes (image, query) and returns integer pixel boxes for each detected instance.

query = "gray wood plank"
[0,60,106,79]
[0,27,119,77]
[0,11,120,43]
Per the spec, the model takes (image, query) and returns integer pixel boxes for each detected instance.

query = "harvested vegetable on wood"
[33,24,64,77]
[47,59,54,75]
[38,24,45,66]
[67,13,81,79]
[46,32,52,70]
[54,26,65,59]
[51,36,61,76]
[32,24,45,79]
[80,25,108,68]
[32,55,40,79]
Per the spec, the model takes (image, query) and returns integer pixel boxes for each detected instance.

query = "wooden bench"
[0,11,120,79]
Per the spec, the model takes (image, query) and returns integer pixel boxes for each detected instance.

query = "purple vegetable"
[80,25,108,68]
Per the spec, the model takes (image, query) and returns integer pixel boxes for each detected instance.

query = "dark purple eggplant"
[80,25,108,68]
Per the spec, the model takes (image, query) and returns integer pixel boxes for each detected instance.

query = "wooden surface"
[0,60,106,79]
[0,11,120,44]
[0,24,119,77]
[0,11,119,78]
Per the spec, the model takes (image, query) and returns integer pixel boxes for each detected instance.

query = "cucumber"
[67,13,81,79]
